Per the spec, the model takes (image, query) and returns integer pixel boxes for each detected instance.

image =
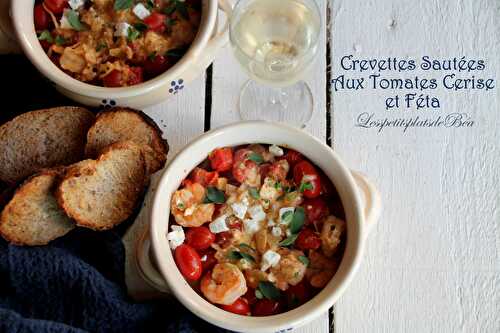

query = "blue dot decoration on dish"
[275,328,293,333]
[100,99,117,109]
[168,79,185,95]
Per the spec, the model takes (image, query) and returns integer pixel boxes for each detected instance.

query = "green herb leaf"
[281,210,294,225]
[146,0,155,9]
[255,289,264,299]
[289,207,305,234]
[165,48,185,58]
[134,22,148,32]
[279,234,298,247]
[298,255,310,267]
[175,1,189,20]
[114,0,134,11]
[205,187,225,204]
[258,281,281,300]
[55,35,67,46]
[127,26,140,41]
[248,152,264,164]
[96,42,107,52]
[240,252,256,262]
[163,3,176,15]
[238,243,255,251]
[299,181,314,193]
[165,18,177,27]
[67,10,85,31]
[274,181,282,190]
[249,187,260,200]
[227,250,255,262]
[38,30,53,43]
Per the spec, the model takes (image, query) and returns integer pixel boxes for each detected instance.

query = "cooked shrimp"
[271,249,307,290]
[200,263,247,305]
[320,215,346,257]
[306,250,339,288]
[171,182,215,227]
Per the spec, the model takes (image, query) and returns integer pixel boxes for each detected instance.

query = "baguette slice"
[85,108,169,175]
[0,168,75,246]
[57,141,147,231]
[0,106,95,184]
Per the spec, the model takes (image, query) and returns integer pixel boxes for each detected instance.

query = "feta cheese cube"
[248,205,266,222]
[69,0,85,10]
[231,200,248,220]
[269,145,284,157]
[279,207,295,224]
[260,250,281,271]
[271,226,282,237]
[243,218,261,234]
[114,22,132,37]
[60,9,74,29]
[167,225,185,250]
[209,214,229,233]
[267,219,276,227]
[133,3,151,20]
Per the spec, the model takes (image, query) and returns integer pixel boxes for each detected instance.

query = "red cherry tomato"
[243,288,258,306]
[34,4,50,30]
[174,244,202,281]
[216,231,232,247]
[190,167,218,187]
[293,161,322,198]
[234,148,252,163]
[303,198,329,225]
[209,147,234,172]
[286,280,311,307]
[40,40,52,50]
[259,163,271,179]
[318,171,335,197]
[281,149,303,166]
[102,70,123,87]
[127,67,144,86]
[221,297,251,316]
[43,0,67,14]
[199,249,217,271]
[143,54,169,76]
[186,226,215,250]
[295,229,321,250]
[253,299,282,316]
[144,12,166,33]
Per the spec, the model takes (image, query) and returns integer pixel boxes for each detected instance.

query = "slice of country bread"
[56,141,147,231]
[85,107,169,175]
[0,168,75,246]
[0,107,95,184]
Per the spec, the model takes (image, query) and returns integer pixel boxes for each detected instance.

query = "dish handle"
[351,170,382,235]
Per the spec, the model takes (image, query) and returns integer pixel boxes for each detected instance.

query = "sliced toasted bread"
[0,106,95,184]
[56,141,147,231]
[85,107,169,175]
[0,168,75,246]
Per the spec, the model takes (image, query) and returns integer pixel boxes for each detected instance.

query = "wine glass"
[229,0,321,127]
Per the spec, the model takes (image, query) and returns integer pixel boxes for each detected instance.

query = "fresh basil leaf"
[274,181,282,190]
[249,187,260,200]
[163,3,176,15]
[175,1,189,20]
[165,48,185,58]
[205,187,225,204]
[127,26,140,41]
[238,243,255,252]
[38,30,53,43]
[255,289,264,299]
[298,255,309,267]
[240,252,256,262]
[55,35,67,46]
[299,181,314,193]
[96,42,107,52]
[248,152,264,164]
[134,22,148,32]
[227,251,242,261]
[281,210,294,225]
[146,0,155,9]
[289,207,305,234]
[258,281,281,300]
[114,0,133,11]
[279,234,298,247]
[67,10,85,31]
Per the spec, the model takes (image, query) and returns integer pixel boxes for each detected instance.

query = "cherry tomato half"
[209,147,233,172]
[293,161,321,198]
[102,70,123,87]
[34,4,50,30]
[186,226,215,250]
[252,299,282,316]
[44,0,67,15]
[221,297,251,316]
[281,149,303,166]
[303,198,329,225]
[144,12,166,33]
[243,288,258,306]
[174,244,202,281]
[128,67,144,86]
[267,160,289,181]
[143,54,169,76]
[286,280,311,307]
[295,229,321,250]
[190,167,218,187]
[199,249,217,272]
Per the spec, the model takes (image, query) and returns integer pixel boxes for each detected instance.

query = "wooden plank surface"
[330,0,499,332]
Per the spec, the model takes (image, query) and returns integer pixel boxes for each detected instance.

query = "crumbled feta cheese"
[114,22,132,37]
[260,250,281,271]
[133,3,151,20]
[243,218,261,234]
[60,9,74,29]
[267,219,276,227]
[184,205,195,216]
[69,0,85,10]
[279,207,295,224]
[209,214,229,233]
[167,225,185,250]
[269,145,284,157]
[271,226,282,237]
[231,200,248,220]
[200,255,208,262]
[248,205,266,222]
[260,177,282,201]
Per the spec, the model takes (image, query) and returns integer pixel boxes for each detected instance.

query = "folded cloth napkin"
[0,226,228,333]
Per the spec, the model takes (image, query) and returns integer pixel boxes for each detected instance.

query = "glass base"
[238,80,314,128]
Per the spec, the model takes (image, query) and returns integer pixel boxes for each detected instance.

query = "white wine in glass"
[230,0,321,127]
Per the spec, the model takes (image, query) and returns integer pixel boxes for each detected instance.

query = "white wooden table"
[2,0,499,332]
